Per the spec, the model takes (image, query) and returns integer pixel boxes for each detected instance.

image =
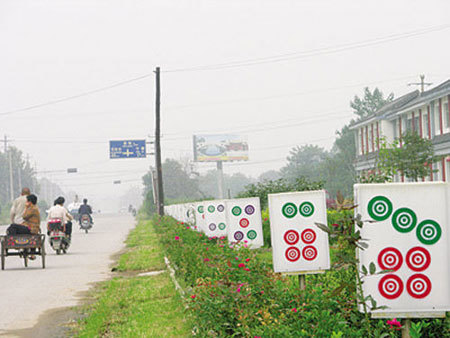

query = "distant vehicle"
[80,214,93,234]
[67,202,82,219]
[47,218,70,255]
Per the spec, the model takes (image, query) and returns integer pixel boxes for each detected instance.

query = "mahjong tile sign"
[225,197,264,249]
[195,203,207,233]
[268,190,330,273]
[203,200,228,238]
[355,183,450,315]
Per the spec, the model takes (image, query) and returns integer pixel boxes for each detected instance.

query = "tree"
[320,125,357,197]
[280,145,328,183]
[377,131,438,182]
[350,87,394,119]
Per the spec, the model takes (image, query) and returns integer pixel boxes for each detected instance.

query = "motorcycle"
[80,214,93,234]
[47,218,70,255]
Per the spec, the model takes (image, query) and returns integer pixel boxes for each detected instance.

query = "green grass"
[75,219,190,337]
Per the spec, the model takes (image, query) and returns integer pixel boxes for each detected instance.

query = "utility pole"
[8,148,14,201]
[154,67,164,216]
[408,74,432,93]
[217,161,224,199]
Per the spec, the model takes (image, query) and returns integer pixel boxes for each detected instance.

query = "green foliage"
[280,144,328,183]
[237,177,323,209]
[350,87,394,119]
[377,131,438,182]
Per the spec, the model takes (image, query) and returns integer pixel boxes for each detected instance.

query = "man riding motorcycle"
[78,198,93,226]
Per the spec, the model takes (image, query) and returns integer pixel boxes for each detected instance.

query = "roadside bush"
[153,216,450,337]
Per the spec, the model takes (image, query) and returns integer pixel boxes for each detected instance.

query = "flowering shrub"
[154,216,449,337]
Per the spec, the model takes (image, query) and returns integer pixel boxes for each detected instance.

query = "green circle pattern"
[282,202,297,218]
[391,208,417,233]
[218,223,226,230]
[232,206,242,216]
[368,196,393,221]
[299,201,314,217]
[247,230,257,240]
[417,220,442,245]
[208,205,215,213]
[197,206,204,213]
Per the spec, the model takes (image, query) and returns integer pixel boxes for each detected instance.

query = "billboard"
[355,182,449,316]
[193,134,248,162]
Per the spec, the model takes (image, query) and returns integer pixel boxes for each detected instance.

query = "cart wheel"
[1,246,5,271]
[41,249,46,269]
[56,249,61,255]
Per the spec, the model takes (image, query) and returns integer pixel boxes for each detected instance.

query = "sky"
[1,0,449,211]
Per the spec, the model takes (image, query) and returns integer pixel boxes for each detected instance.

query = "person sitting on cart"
[47,197,73,239]
[7,194,41,236]
[7,194,41,260]
[10,187,30,225]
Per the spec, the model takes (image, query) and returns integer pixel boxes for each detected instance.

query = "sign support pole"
[154,67,164,216]
[298,274,306,290]
[217,161,224,199]
[402,319,411,338]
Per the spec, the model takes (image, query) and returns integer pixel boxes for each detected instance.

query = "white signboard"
[225,197,264,249]
[355,182,450,315]
[268,190,330,274]
[203,200,228,238]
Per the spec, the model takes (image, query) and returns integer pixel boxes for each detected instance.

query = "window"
[446,158,450,182]
[405,114,413,132]
[422,110,429,139]
[434,102,441,134]
[368,124,373,152]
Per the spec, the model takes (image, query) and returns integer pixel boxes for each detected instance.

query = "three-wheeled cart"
[0,234,46,270]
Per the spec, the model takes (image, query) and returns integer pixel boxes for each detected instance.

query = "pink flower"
[244,240,248,244]
[191,294,196,299]
[238,263,245,268]
[243,244,248,248]
[181,222,184,225]
[244,268,250,271]
[387,318,401,330]
[186,226,190,230]
[331,223,339,227]
[175,236,180,240]
[245,258,250,262]
[206,247,209,251]
[204,258,210,262]
[291,308,297,313]
[263,217,268,221]
[237,287,241,293]
[219,244,224,247]
[260,291,264,295]
[235,257,239,260]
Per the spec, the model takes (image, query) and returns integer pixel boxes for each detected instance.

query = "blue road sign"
[110,140,146,159]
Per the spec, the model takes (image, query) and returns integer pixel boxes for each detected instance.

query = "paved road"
[0,213,135,333]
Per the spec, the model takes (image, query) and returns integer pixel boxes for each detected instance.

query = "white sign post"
[355,182,450,318]
[268,190,330,275]
[202,200,228,238]
[225,197,264,248]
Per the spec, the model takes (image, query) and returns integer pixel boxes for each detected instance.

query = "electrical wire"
[164,24,450,73]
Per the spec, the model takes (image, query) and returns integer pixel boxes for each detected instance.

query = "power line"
[0,73,153,117]
[164,24,450,73]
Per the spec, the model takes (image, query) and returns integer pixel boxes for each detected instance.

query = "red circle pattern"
[301,229,316,244]
[302,245,318,261]
[378,247,403,271]
[406,247,431,272]
[239,218,250,228]
[378,274,404,299]
[284,230,300,245]
[285,246,301,262]
[406,274,432,299]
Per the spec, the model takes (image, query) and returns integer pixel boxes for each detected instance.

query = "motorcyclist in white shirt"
[47,196,73,239]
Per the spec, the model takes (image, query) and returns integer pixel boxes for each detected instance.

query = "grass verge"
[74,219,190,337]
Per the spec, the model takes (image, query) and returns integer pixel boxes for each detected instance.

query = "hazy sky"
[1,0,449,211]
